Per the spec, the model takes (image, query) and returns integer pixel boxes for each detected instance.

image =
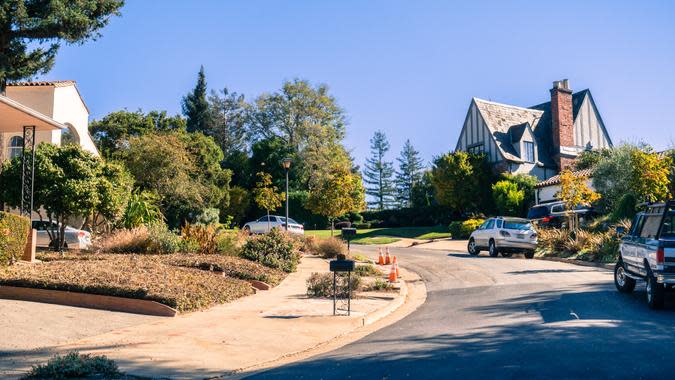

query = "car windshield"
[278,217,299,224]
[527,206,549,219]
[503,220,532,230]
[660,210,675,239]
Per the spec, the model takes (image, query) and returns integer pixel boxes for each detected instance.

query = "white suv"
[243,215,305,235]
[468,217,537,258]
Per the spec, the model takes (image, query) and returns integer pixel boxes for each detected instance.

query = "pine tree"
[395,139,424,208]
[182,66,209,133]
[363,130,395,210]
[0,0,124,92]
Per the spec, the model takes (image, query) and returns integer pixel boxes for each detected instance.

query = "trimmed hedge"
[362,206,459,228]
[449,219,485,240]
[0,212,30,266]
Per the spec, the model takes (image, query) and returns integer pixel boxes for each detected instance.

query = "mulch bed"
[0,252,288,313]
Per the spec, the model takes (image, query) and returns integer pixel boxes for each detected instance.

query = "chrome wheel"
[616,266,626,287]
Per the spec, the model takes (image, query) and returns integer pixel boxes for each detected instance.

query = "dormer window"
[523,141,534,163]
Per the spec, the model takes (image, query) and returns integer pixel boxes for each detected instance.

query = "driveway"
[246,245,675,379]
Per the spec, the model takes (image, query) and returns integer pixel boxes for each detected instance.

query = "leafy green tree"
[86,160,133,232]
[221,186,251,227]
[248,136,295,190]
[120,131,230,227]
[492,180,525,216]
[206,87,249,157]
[253,172,283,230]
[89,109,185,158]
[500,173,537,216]
[0,0,124,92]
[249,78,346,150]
[395,139,424,208]
[558,169,601,230]
[411,170,436,208]
[431,151,495,214]
[0,144,129,248]
[182,66,209,133]
[574,148,611,170]
[306,164,365,235]
[363,130,395,210]
[593,143,672,211]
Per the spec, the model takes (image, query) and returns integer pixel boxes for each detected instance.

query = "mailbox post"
[329,258,355,316]
[341,228,357,253]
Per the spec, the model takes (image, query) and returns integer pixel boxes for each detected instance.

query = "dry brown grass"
[316,237,347,258]
[1,252,289,312]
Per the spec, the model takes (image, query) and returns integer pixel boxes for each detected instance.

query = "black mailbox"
[341,228,357,237]
[330,259,355,272]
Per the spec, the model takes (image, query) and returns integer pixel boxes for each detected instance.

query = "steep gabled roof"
[472,98,545,164]
[528,90,590,156]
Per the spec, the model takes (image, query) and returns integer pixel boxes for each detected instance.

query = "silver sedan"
[467,217,537,258]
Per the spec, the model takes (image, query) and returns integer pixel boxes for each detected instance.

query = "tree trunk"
[330,218,334,237]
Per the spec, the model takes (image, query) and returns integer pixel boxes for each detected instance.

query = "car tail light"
[657,247,665,264]
[542,217,552,223]
[78,231,86,238]
[499,230,511,237]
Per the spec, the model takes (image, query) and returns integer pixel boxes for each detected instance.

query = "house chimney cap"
[553,79,571,90]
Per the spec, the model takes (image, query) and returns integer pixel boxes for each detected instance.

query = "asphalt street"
[246,245,675,380]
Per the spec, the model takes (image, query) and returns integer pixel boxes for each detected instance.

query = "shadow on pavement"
[244,285,675,380]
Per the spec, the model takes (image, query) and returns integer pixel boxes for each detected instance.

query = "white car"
[467,217,537,258]
[32,220,92,250]
[243,215,305,235]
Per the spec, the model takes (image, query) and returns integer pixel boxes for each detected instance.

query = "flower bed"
[0,252,288,313]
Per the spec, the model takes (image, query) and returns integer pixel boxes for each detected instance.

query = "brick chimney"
[550,79,575,170]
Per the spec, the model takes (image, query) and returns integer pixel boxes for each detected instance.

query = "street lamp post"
[281,158,292,231]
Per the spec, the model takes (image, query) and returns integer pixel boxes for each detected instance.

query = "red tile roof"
[535,168,593,188]
[8,80,76,88]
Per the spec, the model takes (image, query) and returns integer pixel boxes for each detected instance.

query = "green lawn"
[305,225,451,241]
[351,237,400,245]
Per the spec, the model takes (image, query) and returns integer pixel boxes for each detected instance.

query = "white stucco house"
[534,168,595,204]
[0,80,99,162]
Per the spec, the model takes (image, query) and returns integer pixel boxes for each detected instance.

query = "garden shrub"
[293,234,319,254]
[23,351,122,379]
[334,221,352,229]
[354,264,382,277]
[611,193,637,222]
[306,272,361,298]
[146,222,181,254]
[449,218,484,239]
[215,230,242,255]
[536,227,622,263]
[194,207,220,225]
[0,212,30,266]
[181,223,219,254]
[367,278,394,291]
[353,222,371,229]
[240,228,300,272]
[316,237,347,259]
[94,226,151,254]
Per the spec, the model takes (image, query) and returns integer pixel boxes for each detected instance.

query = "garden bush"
[611,193,637,222]
[215,230,243,255]
[334,221,352,229]
[306,272,361,298]
[366,278,394,292]
[146,222,181,254]
[293,234,319,254]
[353,222,371,229]
[94,223,180,254]
[181,223,219,254]
[0,212,30,266]
[316,237,347,259]
[194,207,220,225]
[354,264,382,277]
[449,218,485,239]
[362,206,458,228]
[536,227,622,263]
[240,228,300,272]
[23,351,122,379]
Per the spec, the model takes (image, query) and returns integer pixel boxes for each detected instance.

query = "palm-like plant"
[122,190,164,229]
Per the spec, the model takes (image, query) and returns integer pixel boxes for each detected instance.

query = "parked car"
[467,217,537,258]
[243,215,304,235]
[527,201,595,228]
[31,220,92,250]
[614,200,675,309]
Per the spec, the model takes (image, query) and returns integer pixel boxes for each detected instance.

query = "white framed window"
[523,141,535,163]
[8,136,23,159]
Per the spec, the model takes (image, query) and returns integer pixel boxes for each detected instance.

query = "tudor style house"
[454,79,612,180]
[0,80,99,163]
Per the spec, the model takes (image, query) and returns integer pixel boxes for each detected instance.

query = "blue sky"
[42,0,675,168]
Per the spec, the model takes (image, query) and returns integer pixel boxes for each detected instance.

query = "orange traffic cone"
[385,249,391,265]
[395,262,400,277]
[378,248,385,265]
[388,263,398,283]
[392,255,397,264]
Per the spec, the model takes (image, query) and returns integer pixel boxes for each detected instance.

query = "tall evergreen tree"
[182,66,209,133]
[395,139,424,208]
[207,87,249,156]
[363,130,395,210]
[0,0,124,92]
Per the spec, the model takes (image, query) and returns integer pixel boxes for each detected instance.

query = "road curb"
[535,256,614,270]
[361,273,408,327]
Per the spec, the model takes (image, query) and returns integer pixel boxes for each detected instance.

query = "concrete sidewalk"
[1,255,408,379]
